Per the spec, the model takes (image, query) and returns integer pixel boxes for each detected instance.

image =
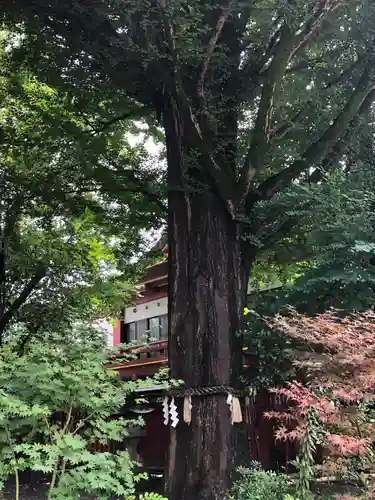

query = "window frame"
[123,314,168,343]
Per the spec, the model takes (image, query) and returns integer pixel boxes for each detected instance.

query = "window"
[160,314,168,340]
[128,322,137,342]
[149,315,168,340]
[149,317,160,339]
[125,320,147,343]
[137,319,148,340]
[124,315,169,343]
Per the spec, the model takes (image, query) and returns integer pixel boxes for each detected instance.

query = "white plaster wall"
[95,319,114,346]
[124,296,168,324]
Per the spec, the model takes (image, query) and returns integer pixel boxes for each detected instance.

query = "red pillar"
[113,320,121,346]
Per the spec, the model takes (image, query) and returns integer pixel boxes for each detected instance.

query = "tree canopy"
[0,45,166,341]
[1,0,374,216]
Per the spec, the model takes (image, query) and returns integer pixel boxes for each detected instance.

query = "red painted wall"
[113,320,121,347]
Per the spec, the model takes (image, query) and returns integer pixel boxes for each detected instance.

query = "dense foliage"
[266,310,375,497]
[0,43,167,341]
[270,168,375,314]
[0,325,163,499]
[1,0,374,270]
[242,165,375,391]
[230,464,293,500]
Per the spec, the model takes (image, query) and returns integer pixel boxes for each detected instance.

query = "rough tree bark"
[163,86,253,498]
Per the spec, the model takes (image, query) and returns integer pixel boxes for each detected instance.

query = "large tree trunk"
[164,98,252,500]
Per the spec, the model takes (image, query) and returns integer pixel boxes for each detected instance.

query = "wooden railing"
[106,341,257,379]
[107,341,168,378]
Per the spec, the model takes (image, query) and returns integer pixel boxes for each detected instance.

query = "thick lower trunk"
[164,102,252,500]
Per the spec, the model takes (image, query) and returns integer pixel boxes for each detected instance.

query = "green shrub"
[139,494,168,500]
[231,466,294,500]
[128,494,167,500]
[0,329,158,499]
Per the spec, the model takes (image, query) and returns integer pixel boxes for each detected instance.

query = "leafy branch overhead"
[0,58,163,339]
[2,0,375,224]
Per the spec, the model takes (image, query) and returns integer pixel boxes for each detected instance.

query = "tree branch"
[240,16,282,75]
[256,67,375,200]
[290,0,342,60]
[270,105,309,142]
[0,199,23,329]
[308,89,375,183]
[239,18,288,104]
[158,0,237,218]
[90,106,149,135]
[158,0,177,61]
[237,24,295,208]
[175,92,237,217]
[120,185,168,215]
[250,24,295,166]
[103,161,168,216]
[259,216,301,254]
[140,190,168,214]
[0,268,46,337]
[259,89,372,250]
[239,0,339,98]
[324,56,364,90]
[197,0,235,98]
